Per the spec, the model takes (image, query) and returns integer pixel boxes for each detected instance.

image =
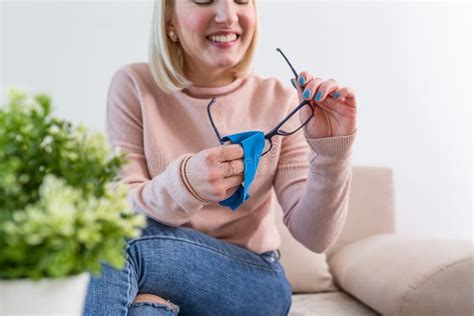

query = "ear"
[167,20,175,32]
[167,24,179,42]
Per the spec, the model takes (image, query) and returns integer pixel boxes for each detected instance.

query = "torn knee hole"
[134,293,174,308]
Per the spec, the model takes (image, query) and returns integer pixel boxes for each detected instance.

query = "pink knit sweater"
[106,63,356,254]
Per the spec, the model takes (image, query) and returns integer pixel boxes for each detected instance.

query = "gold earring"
[168,30,178,42]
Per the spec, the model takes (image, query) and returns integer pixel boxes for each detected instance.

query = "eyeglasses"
[207,48,314,156]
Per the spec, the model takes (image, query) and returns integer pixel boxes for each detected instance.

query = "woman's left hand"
[291,71,357,139]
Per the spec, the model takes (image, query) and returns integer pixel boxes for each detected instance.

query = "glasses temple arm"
[209,50,301,145]
[276,48,298,79]
[206,97,224,143]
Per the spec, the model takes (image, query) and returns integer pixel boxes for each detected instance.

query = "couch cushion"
[324,166,396,260]
[274,200,337,293]
[290,292,380,315]
[328,234,474,316]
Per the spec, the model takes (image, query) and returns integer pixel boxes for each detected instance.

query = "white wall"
[2,1,472,240]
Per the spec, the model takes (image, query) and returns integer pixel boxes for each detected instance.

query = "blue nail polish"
[303,89,311,99]
[333,92,341,98]
[315,91,322,101]
[290,79,296,89]
[297,76,305,86]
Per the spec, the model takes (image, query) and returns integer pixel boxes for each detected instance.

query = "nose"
[214,0,238,25]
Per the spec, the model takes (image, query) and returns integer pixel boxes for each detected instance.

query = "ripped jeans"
[83,217,292,316]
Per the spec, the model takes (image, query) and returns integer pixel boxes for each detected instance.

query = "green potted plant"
[0,89,145,315]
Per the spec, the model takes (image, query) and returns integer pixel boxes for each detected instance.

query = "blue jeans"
[84,218,292,315]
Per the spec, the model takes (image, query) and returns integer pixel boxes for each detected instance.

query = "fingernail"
[290,79,296,89]
[314,91,323,101]
[333,92,341,98]
[303,89,311,99]
[297,76,305,86]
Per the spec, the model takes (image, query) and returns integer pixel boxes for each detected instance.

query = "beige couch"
[275,166,474,316]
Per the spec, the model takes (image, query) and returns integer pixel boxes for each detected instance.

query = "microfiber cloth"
[218,131,265,211]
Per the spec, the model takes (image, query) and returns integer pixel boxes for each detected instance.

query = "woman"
[84,0,357,315]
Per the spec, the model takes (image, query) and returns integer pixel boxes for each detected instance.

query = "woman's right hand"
[185,144,245,202]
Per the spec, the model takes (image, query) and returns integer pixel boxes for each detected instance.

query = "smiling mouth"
[206,33,240,43]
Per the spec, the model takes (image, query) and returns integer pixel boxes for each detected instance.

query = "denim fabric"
[84,218,292,316]
[128,302,179,316]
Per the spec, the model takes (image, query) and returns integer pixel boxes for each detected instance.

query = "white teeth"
[208,33,238,43]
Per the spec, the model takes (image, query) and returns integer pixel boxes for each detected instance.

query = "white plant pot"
[0,272,90,316]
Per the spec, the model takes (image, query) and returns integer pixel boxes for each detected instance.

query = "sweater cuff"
[164,153,211,213]
[305,130,357,165]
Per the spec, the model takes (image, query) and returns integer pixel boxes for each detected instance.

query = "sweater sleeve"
[273,92,356,253]
[105,67,209,227]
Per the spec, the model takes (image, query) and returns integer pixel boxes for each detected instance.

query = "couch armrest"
[327,234,474,316]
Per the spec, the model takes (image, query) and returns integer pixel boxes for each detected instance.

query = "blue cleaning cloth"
[218,131,265,211]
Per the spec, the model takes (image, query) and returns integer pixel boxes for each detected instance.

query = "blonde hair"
[148,0,259,94]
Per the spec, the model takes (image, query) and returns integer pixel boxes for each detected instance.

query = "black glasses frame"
[207,48,314,156]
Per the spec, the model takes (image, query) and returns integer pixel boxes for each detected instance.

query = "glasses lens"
[277,103,313,135]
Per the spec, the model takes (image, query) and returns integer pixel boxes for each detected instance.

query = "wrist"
[180,154,207,203]
[304,125,357,139]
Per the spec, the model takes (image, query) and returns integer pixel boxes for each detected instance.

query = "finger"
[313,79,340,103]
[291,78,305,104]
[333,87,357,109]
[224,184,241,198]
[222,159,245,177]
[332,87,355,103]
[333,87,355,99]
[296,71,314,88]
[343,87,356,99]
[219,144,244,162]
[301,77,324,101]
[223,174,244,189]
[290,78,299,91]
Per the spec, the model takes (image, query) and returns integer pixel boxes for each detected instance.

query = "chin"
[214,58,240,69]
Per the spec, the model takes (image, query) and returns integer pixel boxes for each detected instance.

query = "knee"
[133,293,175,309]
